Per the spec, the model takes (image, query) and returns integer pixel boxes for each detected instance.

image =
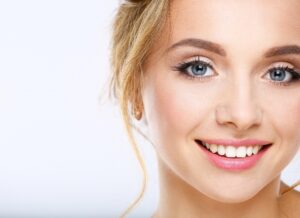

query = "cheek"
[152,84,197,136]
[262,91,300,163]
[142,77,215,182]
[269,95,300,144]
[143,76,217,147]
[144,82,193,143]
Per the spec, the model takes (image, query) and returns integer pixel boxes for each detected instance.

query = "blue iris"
[191,63,208,76]
[269,68,286,81]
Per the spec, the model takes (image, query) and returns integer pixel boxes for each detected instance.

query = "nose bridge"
[232,78,256,118]
[216,72,262,131]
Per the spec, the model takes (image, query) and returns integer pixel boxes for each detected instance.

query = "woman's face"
[142,0,300,202]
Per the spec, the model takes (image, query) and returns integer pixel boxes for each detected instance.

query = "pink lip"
[196,141,272,171]
[201,139,272,147]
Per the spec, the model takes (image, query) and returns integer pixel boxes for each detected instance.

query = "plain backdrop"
[0,1,299,218]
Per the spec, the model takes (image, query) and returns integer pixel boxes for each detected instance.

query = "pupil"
[192,64,207,75]
[270,69,285,81]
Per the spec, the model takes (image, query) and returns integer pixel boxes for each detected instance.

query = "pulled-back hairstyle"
[110,0,169,216]
[109,0,300,217]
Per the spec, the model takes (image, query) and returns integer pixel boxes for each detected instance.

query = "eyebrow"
[264,45,300,57]
[166,38,226,56]
[167,38,300,58]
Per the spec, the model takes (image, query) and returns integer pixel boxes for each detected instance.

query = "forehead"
[166,0,300,56]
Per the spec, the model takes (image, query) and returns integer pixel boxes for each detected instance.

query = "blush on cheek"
[295,102,300,141]
[290,100,300,128]
[276,99,300,144]
[156,91,190,132]
[149,81,210,139]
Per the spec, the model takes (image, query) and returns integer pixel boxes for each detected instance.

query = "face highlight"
[141,0,300,202]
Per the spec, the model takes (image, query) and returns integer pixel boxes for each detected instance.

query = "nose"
[215,79,262,132]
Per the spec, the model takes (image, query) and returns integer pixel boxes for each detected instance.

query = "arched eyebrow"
[166,38,300,58]
[264,45,300,57]
[166,38,226,56]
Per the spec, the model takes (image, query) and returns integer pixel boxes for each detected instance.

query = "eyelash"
[266,65,300,86]
[172,58,300,85]
[172,57,215,81]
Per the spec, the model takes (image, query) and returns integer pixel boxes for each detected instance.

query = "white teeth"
[217,145,226,156]
[209,144,218,153]
[202,141,265,158]
[253,145,259,154]
[205,142,210,149]
[225,146,236,157]
[236,146,247,158]
[246,146,253,156]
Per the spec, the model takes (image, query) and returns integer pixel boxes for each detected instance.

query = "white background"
[0,1,299,218]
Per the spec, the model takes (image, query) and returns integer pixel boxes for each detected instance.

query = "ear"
[132,97,144,120]
[136,98,148,128]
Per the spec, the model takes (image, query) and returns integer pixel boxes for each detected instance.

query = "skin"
[140,0,300,217]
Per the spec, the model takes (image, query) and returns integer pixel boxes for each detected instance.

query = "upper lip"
[198,139,272,147]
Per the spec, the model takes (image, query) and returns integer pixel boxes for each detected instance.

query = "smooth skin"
[141,0,300,218]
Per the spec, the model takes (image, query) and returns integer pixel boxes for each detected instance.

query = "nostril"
[215,105,263,132]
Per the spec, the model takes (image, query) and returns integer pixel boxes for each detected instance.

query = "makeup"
[196,140,272,171]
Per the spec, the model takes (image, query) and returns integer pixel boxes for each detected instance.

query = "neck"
[153,157,284,218]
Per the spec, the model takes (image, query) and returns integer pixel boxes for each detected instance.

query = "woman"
[110,0,300,217]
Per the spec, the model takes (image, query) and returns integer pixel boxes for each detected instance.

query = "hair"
[109,0,300,217]
[110,0,169,217]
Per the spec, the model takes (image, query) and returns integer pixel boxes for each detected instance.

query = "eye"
[186,61,214,77]
[264,65,300,85]
[172,57,215,79]
[268,67,290,81]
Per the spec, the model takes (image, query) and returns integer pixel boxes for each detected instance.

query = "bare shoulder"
[279,182,300,218]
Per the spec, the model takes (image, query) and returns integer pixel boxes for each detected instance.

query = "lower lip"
[197,143,271,171]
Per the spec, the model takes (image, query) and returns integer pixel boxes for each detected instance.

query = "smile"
[195,139,272,171]
[196,140,272,158]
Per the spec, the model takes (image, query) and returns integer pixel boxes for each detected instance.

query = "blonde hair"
[110,0,169,217]
[109,0,300,217]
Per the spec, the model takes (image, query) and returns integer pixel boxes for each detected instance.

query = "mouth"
[195,139,273,170]
[195,139,272,158]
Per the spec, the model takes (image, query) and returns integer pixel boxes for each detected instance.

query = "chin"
[199,184,261,204]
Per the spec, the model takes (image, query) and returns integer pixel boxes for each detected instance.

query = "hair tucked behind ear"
[110,0,169,217]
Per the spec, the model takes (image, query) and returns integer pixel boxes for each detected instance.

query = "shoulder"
[279,182,300,218]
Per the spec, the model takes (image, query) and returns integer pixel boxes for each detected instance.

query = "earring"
[133,108,142,120]
[132,101,143,120]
